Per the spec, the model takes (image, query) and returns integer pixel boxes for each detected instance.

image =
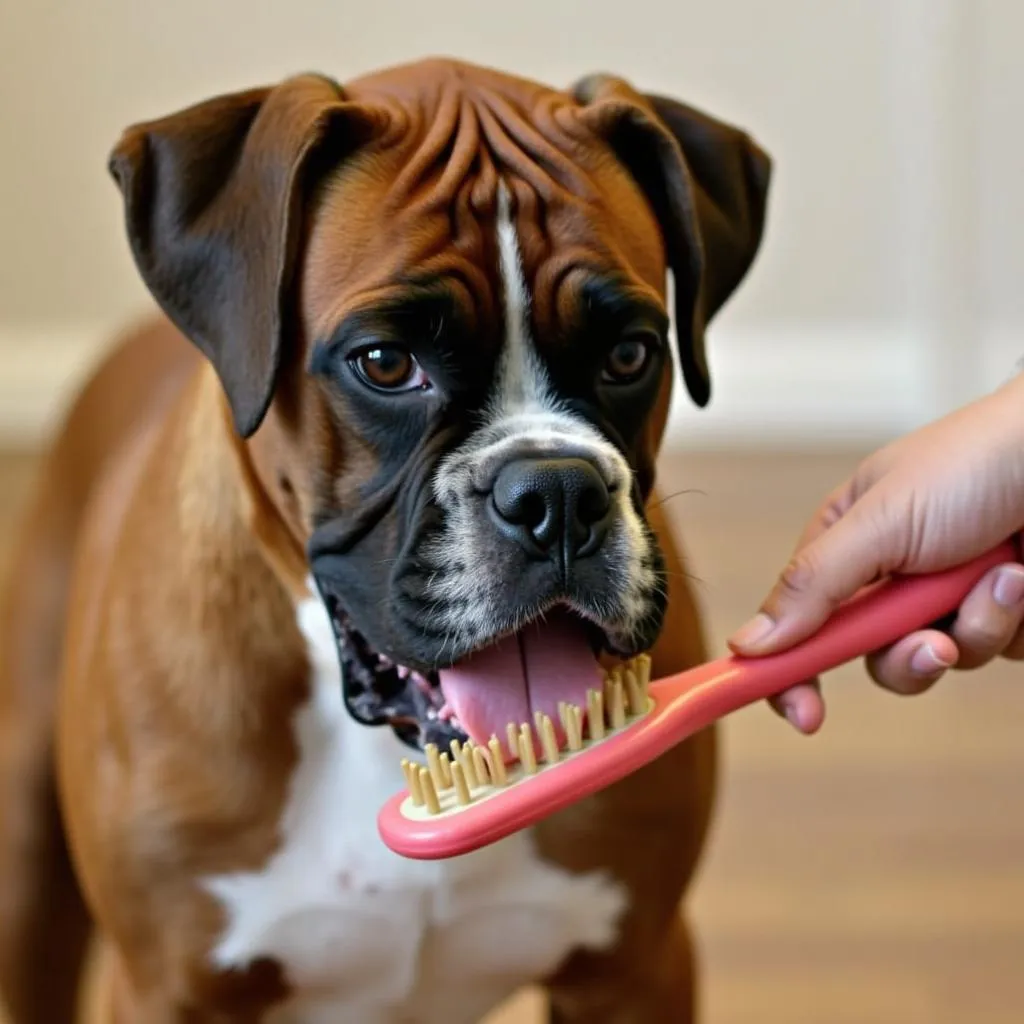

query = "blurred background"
[0,1,1022,1022]
[2,0,1022,445]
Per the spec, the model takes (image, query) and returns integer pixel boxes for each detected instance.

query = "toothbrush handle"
[376,540,1022,862]
[657,540,1021,710]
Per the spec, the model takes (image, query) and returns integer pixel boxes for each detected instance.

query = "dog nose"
[490,458,613,561]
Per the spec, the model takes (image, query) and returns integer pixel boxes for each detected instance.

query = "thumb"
[728,492,905,656]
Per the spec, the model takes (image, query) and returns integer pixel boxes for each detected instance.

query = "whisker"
[658,568,705,584]
[647,487,707,511]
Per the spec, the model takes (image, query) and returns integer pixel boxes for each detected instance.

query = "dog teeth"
[412,673,434,696]
[435,702,463,730]
[403,653,652,816]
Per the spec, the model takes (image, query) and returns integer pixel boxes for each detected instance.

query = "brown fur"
[0,57,770,1021]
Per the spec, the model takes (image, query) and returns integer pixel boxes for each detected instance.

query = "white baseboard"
[0,321,951,449]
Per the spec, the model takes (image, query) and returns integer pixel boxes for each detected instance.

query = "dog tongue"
[438,611,603,759]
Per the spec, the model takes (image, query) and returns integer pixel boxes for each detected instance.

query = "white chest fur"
[202,589,628,1024]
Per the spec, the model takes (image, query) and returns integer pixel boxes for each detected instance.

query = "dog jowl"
[109,59,771,756]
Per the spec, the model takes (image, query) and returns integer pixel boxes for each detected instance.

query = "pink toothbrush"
[378,540,1018,860]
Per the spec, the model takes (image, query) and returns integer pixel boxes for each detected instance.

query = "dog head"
[109,58,770,752]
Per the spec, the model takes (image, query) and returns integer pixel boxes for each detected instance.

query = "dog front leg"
[89,942,267,1024]
[545,912,699,1024]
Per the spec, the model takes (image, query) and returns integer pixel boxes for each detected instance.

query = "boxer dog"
[0,58,769,1022]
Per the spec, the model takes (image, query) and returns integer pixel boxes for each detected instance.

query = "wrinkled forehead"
[299,88,669,348]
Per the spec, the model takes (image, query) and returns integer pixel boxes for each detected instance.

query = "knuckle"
[777,552,818,601]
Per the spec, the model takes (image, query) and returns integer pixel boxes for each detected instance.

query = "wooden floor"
[2,447,1023,1023]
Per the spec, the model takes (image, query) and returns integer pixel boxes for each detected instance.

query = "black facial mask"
[307,421,461,671]
[307,420,474,749]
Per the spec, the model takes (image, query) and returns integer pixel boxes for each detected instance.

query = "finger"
[729,486,854,658]
[791,481,855,553]
[768,680,825,734]
[949,563,1024,669]
[865,630,958,695]
[729,496,899,656]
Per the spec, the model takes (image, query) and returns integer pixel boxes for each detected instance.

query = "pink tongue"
[438,611,603,760]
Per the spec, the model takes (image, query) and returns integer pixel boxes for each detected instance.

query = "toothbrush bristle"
[533,709,545,740]
[518,724,538,774]
[539,714,559,764]
[462,742,480,789]
[400,758,425,807]
[488,735,507,786]
[625,667,643,715]
[505,722,518,760]
[419,767,441,814]
[425,744,446,792]
[566,704,584,751]
[587,689,605,742]
[397,654,653,819]
[610,679,626,729]
[451,761,471,805]
[472,744,491,786]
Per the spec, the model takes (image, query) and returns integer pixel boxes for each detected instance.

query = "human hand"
[727,372,1024,733]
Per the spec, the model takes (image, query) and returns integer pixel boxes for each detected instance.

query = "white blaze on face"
[423,182,659,651]
[491,185,554,419]
[470,184,625,482]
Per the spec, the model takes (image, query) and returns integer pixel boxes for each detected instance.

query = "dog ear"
[108,75,382,437]
[570,74,771,407]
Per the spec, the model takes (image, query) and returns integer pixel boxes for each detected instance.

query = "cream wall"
[0,0,1020,446]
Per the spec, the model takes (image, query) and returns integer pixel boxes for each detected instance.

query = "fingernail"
[992,565,1024,609]
[910,642,953,676]
[731,613,775,649]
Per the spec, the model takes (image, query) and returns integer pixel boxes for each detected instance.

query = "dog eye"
[602,333,656,384]
[351,346,427,392]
